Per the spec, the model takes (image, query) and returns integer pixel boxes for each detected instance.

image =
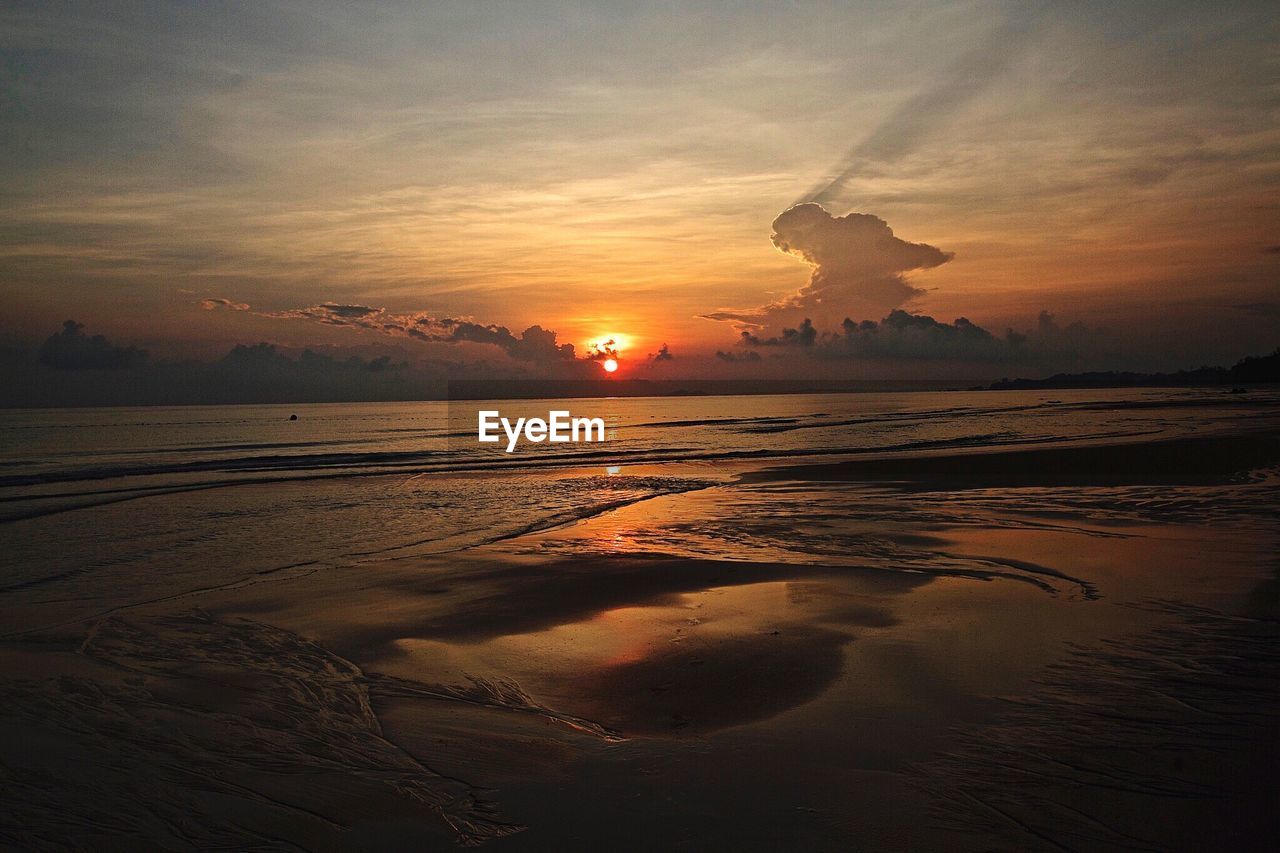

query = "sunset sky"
[2,0,1278,383]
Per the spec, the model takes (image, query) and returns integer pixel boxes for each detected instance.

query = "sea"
[2,387,1278,635]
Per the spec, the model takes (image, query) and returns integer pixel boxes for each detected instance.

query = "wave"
[0,430,1169,525]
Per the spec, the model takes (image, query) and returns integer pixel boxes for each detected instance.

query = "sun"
[602,358,618,373]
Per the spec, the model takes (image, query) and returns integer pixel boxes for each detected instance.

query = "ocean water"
[1,387,1277,635]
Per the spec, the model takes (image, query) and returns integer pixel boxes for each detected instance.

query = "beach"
[1,389,1278,850]
[7,2,1279,847]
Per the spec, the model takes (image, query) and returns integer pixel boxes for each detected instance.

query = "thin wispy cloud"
[0,1,1276,372]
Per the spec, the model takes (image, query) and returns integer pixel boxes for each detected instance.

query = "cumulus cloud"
[742,318,817,348]
[38,320,148,370]
[820,310,1008,360]
[198,297,250,311]
[650,343,674,361]
[703,203,952,331]
[772,204,952,311]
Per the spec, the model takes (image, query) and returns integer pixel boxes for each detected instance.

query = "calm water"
[3,387,1279,850]
[2,387,1277,634]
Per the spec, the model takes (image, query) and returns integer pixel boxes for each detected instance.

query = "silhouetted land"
[986,346,1280,391]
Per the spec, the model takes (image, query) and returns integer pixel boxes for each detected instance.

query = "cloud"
[37,320,148,370]
[773,204,952,309]
[818,310,1008,361]
[258,304,580,364]
[742,318,817,348]
[799,12,1042,208]
[584,338,618,362]
[704,203,952,331]
[715,349,761,363]
[412,318,578,363]
[198,297,250,311]
[221,343,406,374]
[730,309,1106,365]
[650,343,674,361]
[266,303,386,327]
[6,322,536,405]
[317,303,381,319]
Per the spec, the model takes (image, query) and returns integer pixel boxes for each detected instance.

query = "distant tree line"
[987,347,1280,391]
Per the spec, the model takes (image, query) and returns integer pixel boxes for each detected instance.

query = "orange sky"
[2,1,1277,377]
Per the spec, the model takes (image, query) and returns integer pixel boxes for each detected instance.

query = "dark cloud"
[221,343,406,375]
[3,322,693,406]
[715,349,761,363]
[584,338,618,362]
[729,309,1107,365]
[650,343,674,361]
[38,321,148,370]
[1263,245,1280,255]
[773,204,952,310]
[258,304,581,365]
[414,318,578,363]
[198,297,250,311]
[267,303,386,327]
[819,310,1008,361]
[703,204,952,332]
[318,303,381,318]
[742,319,817,348]
[3,325,435,406]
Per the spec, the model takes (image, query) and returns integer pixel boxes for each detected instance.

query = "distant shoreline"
[2,379,1273,410]
[983,347,1280,391]
[4,345,1276,409]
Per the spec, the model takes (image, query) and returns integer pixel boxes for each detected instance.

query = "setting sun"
[602,358,618,373]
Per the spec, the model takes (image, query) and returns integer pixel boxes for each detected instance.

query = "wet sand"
[1,430,1278,849]
[743,429,1280,488]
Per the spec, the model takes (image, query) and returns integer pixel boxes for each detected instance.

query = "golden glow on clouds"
[0,2,1277,367]
[590,333,630,353]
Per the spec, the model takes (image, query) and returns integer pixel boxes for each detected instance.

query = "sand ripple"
[0,611,618,848]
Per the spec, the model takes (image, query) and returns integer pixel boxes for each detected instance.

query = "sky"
[1,0,1278,392]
